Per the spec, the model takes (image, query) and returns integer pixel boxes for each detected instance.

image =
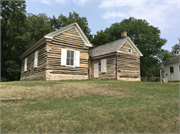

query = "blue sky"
[26,0,180,51]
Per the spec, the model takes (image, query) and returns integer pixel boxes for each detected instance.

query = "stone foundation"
[20,73,46,81]
[118,77,141,81]
[46,73,88,81]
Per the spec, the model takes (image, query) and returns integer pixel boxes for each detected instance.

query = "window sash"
[128,48,132,53]
[66,50,74,66]
[170,67,174,73]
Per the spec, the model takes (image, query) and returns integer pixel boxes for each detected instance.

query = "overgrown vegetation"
[1,80,179,133]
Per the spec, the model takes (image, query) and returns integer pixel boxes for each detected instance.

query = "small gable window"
[24,58,27,71]
[34,51,38,68]
[128,48,132,53]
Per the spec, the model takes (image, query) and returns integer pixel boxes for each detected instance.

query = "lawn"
[1,79,179,133]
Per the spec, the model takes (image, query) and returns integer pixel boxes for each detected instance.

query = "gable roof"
[20,22,92,59]
[90,36,143,57]
[162,56,179,64]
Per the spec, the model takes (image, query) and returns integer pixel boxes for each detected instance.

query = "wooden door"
[94,63,98,78]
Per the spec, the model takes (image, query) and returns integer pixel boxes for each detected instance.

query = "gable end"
[118,37,143,57]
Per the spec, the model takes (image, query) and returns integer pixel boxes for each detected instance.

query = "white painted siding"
[163,62,180,81]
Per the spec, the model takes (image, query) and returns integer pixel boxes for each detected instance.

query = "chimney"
[121,31,127,38]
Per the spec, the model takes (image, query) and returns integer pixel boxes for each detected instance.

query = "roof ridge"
[93,37,126,49]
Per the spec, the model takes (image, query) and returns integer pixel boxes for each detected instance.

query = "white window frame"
[101,59,107,73]
[128,48,132,53]
[24,58,27,72]
[34,51,38,68]
[61,48,80,67]
[66,49,75,67]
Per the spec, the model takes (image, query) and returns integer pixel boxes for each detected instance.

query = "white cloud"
[55,0,68,5]
[40,0,89,6]
[99,0,179,33]
[72,0,88,6]
[40,0,51,5]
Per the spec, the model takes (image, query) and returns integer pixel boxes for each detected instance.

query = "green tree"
[91,30,110,47]
[158,49,172,62]
[1,1,27,81]
[22,13,53,49]
[91,17,167,77]
[50,11,92,41]
[1,1,53,81]
[171,38,180,54]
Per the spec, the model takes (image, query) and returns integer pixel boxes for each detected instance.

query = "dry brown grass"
[1,80,179,133]
[1,82,129,100]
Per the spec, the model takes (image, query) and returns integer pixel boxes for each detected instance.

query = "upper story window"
[34,51,38,68]
[170,66,174,74]
[61,49,80,67]
[128,48,132,53]
[24,58,27,71]
[67,50,74,66]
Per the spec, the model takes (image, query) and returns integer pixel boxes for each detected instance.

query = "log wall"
[117,41,141,81]
[20,43,47,80]
[46,27,89,80]
[89,55,116,79]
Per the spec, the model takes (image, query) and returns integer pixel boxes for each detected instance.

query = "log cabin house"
[20,22,143,81]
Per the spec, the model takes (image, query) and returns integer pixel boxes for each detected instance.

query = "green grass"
[1,79,179,133]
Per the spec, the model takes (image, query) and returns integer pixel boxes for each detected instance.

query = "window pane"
[71,51,74,58]
[71,59,74,65]
[67,58,70,65]
[170,67,174,73]
[67,50,70,58]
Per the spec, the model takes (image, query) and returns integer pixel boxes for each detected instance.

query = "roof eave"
[163,61,179,64]
[45,22,92,47]
[91,52,117,59]
[20,37,46,59]
[127,37,143,57]
[20,22,92,59]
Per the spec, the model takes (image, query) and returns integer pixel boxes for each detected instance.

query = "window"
[34,51,38,68]
[24,58,27,71]
[61,49,80,67]
[66,50,74,66]
[101,59,106,73]
[128,48,132,53]
[170,66,174,74]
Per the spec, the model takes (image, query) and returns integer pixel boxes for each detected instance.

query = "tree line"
[1,1,178,81]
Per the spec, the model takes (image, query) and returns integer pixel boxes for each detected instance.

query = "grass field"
[1,79,179,133]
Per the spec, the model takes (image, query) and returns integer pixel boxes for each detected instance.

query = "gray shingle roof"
[90,37,127,57]
[163,55,180,64]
